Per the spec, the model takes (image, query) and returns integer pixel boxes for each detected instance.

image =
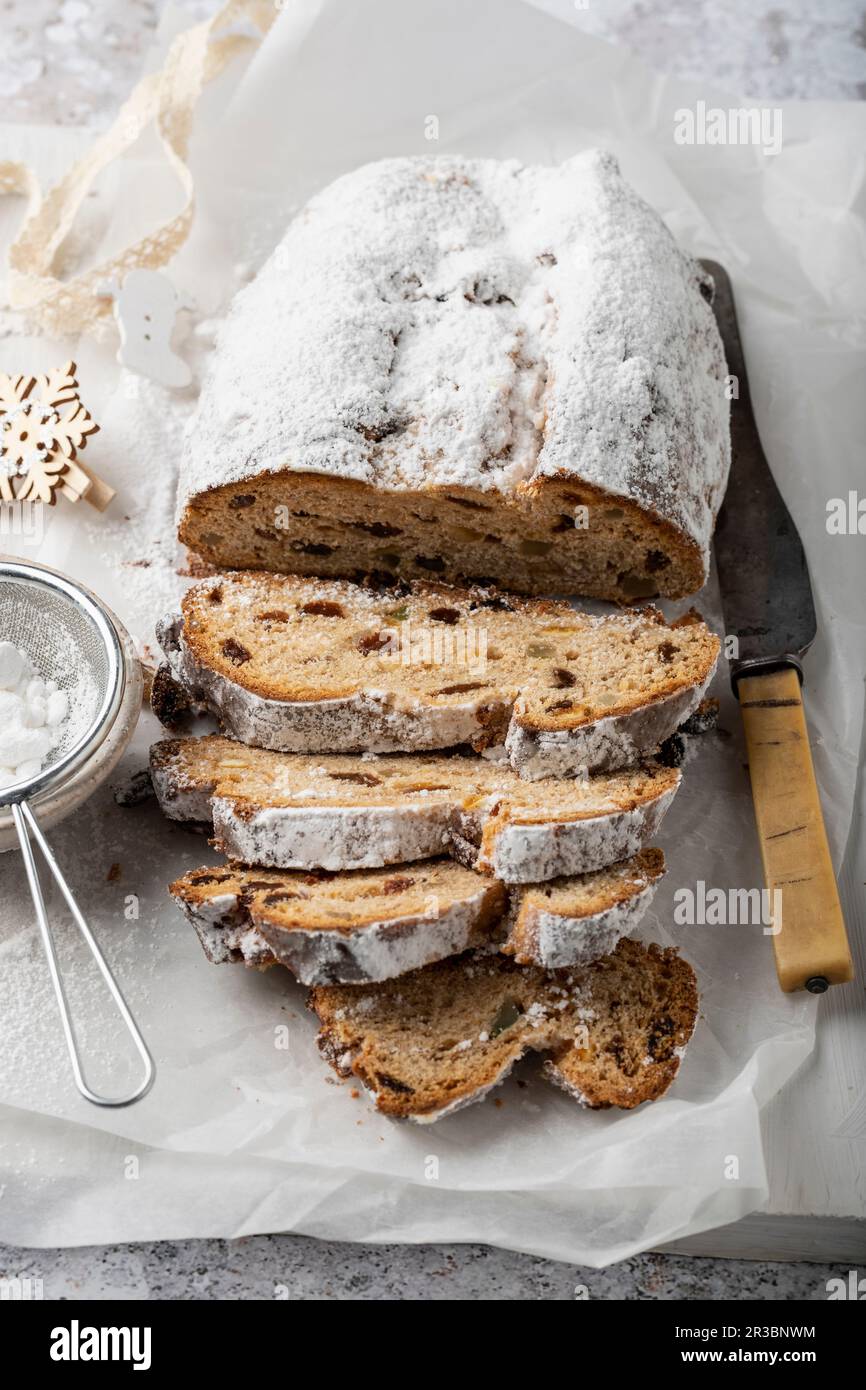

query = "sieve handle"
[11,800,155,1107]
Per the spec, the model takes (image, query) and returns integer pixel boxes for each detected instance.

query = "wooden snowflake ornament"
[0,361,111,508]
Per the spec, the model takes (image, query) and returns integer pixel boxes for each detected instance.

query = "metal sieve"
[0,559,154,1107]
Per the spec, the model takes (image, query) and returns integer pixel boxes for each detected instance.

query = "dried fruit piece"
[381,876,416,894]
[327,771,381,786]
[220,638,252,666]
[376,1072,414,1094]
[357,632,390,654]
[645,549,671,573]
[300,600,345,617]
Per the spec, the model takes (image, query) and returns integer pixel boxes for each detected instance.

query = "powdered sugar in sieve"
[0,560,154,1107]
[0,570,118,804]
[0,638,98,790]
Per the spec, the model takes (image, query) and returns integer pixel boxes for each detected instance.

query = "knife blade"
[705,260,817,680]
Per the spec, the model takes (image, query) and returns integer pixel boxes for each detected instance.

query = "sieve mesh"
[0,565,153,1105]
[0,575,110,770]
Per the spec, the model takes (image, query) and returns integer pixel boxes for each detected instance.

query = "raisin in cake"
[178,151,729,600]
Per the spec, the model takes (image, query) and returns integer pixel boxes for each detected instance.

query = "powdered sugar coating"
[255,899,486,987]
[172,852,662,984]
[173,891,274,967]
[154,754,678,884]
[150,751,214,823]
[178,150,729,570]
[505,673,716,780]
[541,1062,593,1108]
[480,786,677,882]
[212,797,453,872]
[514,876,660,971]
[174,879,496,986]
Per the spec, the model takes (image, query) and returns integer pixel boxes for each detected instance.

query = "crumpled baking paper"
[0,0,864,1264]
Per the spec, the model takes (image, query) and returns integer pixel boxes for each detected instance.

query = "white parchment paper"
[0,0,864,1263]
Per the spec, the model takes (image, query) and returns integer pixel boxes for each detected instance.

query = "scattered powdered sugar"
[82,373,199,664]
[179,150,729,560]
[526,1000,549,1027]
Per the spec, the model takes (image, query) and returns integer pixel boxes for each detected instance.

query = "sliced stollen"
[177,152,729,602]
[154,572,718,778]
[504,848,665,968]
[169,859,503,986]
[310,937,698,1122]
[150,734,680,883]
[169,850,665,984]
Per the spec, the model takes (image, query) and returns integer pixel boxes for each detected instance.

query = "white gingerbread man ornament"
[103,270,192,389]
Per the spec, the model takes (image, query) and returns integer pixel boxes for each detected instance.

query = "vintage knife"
[705,260,853,993]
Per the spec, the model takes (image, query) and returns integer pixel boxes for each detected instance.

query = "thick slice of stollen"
[154,572,718,778]
[310,937,698,1122]
[169,849,664,984]
[169,859,506,986]
[150,734,680,883]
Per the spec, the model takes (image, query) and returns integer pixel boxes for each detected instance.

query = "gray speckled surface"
[0,0,215,127]
[0,1236,852,1300]
[570,0,866,100]
[1,0,864,1299]
[1,0,864,127]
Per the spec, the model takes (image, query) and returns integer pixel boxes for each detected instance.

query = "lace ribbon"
[3,0,276,338]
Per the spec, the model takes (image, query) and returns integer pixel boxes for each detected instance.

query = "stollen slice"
[154,572,718,778]
[169,850,665,985]
[170,859,503,985]
[310,936,698,1122]
[150,734,680,883]
[504,848,665,968]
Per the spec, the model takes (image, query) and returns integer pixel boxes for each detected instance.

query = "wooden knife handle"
[739,667,854,991]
